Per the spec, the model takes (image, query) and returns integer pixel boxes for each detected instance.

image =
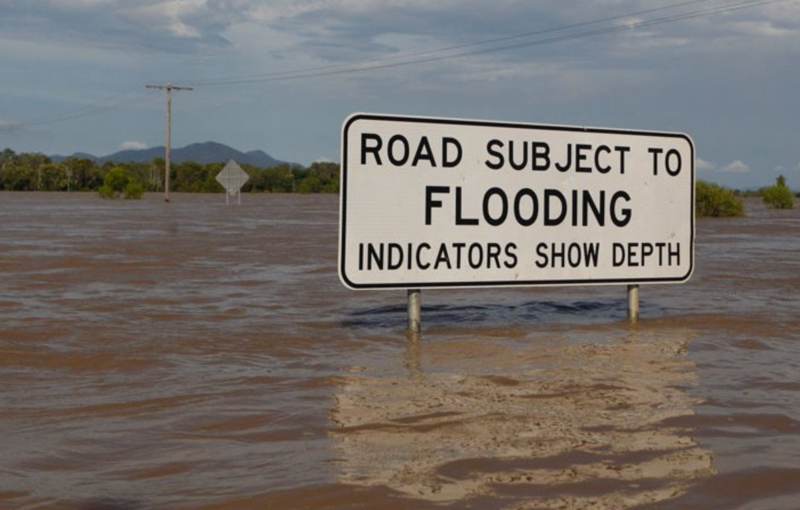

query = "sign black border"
[339,113,695,290]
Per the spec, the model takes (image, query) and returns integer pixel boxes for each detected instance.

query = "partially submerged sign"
[339,114,694,290]
[216,160,249,196]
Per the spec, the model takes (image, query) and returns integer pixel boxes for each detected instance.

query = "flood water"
[1,192,799,509]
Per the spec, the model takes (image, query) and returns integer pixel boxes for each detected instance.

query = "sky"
[0,0,798,188]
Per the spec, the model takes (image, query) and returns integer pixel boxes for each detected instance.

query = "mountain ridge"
[51,141,289,168]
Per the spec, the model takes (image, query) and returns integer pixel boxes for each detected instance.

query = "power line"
[190,0,785,87]
[189,0,724,87]
[20,93,148,127]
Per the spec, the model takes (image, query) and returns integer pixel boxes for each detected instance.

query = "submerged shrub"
[761,176,794,209]
[98,167,144,200]
[695,180,744,217]
[98,184,116,199]
[124,179,145,199]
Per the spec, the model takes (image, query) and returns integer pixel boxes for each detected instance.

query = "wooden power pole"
[145,83,193,202]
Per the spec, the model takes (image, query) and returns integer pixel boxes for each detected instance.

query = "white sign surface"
[339,114,694,290]
[216,160,249,195]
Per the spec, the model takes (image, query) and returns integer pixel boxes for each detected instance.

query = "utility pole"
[145,83,193,202]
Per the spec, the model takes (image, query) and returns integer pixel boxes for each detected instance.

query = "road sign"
[216,160,249,194]
[339,114,694,290]
[216,160,249,205]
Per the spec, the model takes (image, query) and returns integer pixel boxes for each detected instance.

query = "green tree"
[297,174,322,193]
[99,166,144,199]
[40,163,69,191]
[124,179,145,199]
[251,164,295,192]
[762,175,794,209]
[696,180,744,217]
[0,148,15,166]
[0,149,346,195]
[62,157,100,190]
[0,150,51,190]
[173,161,206,192]
[150,158,165,191]
[1,162,35,190]
[296,162,339,193]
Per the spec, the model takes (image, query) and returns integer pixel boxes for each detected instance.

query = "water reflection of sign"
[216,160,249,204]
[339,114,694,289]
[330,331,714,506]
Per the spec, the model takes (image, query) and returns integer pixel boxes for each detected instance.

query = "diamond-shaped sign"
[216,160,249,195]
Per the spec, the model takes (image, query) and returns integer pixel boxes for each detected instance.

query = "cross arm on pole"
[145,84,194,91]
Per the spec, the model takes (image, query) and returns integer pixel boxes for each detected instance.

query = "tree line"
[2,148,796,214]
[697,175,795,217]
[0,148,339,193]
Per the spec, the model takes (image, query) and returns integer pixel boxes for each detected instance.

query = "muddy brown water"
[0,192,799,509]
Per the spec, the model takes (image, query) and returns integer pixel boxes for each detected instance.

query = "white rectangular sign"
[339,114,694,290]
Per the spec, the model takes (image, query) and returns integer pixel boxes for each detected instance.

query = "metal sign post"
[215,160,250,205]
[628,284,640,323]
[407,289,421,334]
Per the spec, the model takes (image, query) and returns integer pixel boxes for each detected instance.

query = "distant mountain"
[51,141,289,168]
[59,152,97,161]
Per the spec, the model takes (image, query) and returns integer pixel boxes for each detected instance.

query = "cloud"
[4,0,797,59]
[720,160,751,174]
[47,0,117,6]
[697,159,752,175]
[0,0,251,52]
[119,140,147,150]
[122,1,209,39]
[248,0,800,62]
[732,21,797,38]
[696,158,715,171]
[0,0,800,72]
